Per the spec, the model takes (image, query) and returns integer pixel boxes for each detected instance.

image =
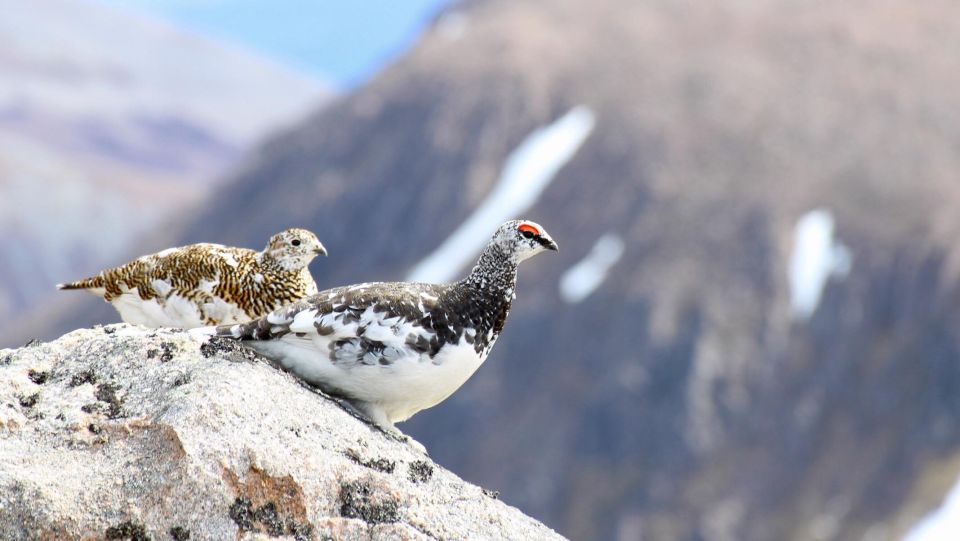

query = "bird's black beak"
[538,237,559,252]
[315,246,328,256]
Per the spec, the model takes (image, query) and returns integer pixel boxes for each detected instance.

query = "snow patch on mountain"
[903,475,960,541]
[788,209,852,319]
[559,234,625,303]
[408,106,596,283]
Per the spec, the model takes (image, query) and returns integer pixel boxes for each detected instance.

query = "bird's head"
[490,220,559,264]
[263,228,327,270]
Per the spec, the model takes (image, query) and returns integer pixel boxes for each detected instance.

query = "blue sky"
[98,0,453,88]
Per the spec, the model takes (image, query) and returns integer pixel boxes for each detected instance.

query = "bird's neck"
[259,252,297,272]
[461,245,519,301]
[457,245,519,353]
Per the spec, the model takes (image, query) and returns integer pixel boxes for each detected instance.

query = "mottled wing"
[217,282,449,367]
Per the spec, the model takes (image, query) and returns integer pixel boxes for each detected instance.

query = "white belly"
[110,287,249,329]
[252,337,486,423]
[111,291,204,329]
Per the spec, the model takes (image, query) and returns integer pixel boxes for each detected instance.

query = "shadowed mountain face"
[15,0,960,538]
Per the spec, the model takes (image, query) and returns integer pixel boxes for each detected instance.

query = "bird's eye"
[521,230,534,239]
[291,239,301,246]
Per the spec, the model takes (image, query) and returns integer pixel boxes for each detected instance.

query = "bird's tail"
[57,276,105,291]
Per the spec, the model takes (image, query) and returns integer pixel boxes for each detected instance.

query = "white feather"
[220,252,239,267]
[198,279,218,294]
[288,309,320,333]
[111,291,204,328]
[150,278,173,297]
[202,297,247,325]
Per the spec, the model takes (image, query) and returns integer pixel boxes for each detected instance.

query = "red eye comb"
[518,223,540,236]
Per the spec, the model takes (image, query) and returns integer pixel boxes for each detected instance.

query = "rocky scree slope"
[0,325,562,541]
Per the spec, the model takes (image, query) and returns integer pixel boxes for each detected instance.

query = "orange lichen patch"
[90,419,187,458]
[118,416,155,433]
[20,526,77,541]
[222,465,311,539]
[0,415,22,432]
[223,465,308,519]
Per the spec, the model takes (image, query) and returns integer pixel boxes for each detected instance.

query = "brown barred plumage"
[58,228,327,328]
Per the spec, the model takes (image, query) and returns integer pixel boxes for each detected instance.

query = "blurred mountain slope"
[0,0,331,323]
[11,0,960,539]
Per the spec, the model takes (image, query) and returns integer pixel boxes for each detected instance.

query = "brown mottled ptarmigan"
[215,220,557,451]
[58,228,327,329]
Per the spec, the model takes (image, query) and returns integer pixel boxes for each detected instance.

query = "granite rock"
[0,325,563,541]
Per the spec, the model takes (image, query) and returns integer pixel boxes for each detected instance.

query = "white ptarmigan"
[58,228,327,328]
[216,220,558,449]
